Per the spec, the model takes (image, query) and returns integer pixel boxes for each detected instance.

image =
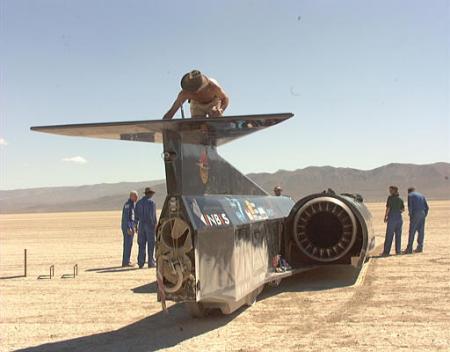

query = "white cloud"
[0,138,7,146]
[61,156,88,164]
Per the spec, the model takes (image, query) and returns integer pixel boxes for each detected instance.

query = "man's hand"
[213,106,223,114]
[210,105,224,117]
[384,216,388,223]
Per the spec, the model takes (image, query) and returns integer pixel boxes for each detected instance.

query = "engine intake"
[287,193,374,265]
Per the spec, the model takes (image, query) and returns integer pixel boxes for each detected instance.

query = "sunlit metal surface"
[30,113,293,146]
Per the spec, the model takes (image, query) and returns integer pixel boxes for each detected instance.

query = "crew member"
[404,187,429,254]
[163,70,229,119]
[135,187,157,268]
[382,186,404,256]
[273,186,283,197]
[121,191,138,267]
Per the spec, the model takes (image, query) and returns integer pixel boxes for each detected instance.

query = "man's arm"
[384,197,390,222]
[218,86,229,112]
[210,79,229,112]
[150,201,157,230]
[384,206,390,223]
[424,197,429,217]
[163,91,188,120]
[408,195,413,217]
[122,204,129,225]
[134,201,141,222]
[127,204,134,229]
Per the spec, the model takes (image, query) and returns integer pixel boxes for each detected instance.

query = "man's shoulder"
[207,77,222,88]
[409,192,421,199]
[142,197,155,205]
[208,77,218,84]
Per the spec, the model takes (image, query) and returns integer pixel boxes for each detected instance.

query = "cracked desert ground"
[1,201,449,352]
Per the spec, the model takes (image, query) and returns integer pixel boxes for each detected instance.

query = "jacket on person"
[135,196,157,227]
[408,192,429,217]
[121,199,136,231]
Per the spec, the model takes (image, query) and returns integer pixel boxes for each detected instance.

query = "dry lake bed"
[1,201,449,351]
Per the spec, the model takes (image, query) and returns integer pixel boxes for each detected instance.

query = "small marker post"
[24,249,27,277]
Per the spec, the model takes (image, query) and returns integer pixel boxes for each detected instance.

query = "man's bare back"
[163,70,229,119]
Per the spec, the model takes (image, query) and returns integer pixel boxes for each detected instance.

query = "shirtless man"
[163,70,229,119]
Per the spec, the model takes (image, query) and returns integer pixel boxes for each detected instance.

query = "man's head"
[408,187,415,194]
[389,185,399,196]
[144,187,155,198]
[273,186,282,196]
[181,70,208,93]
[129,190,138,202]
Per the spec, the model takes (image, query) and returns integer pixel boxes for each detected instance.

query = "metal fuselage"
[157,127,295,312]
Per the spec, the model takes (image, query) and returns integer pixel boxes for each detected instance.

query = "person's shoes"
[395,252,401,255]
[403,248,413,255]
[138,265,144,269]
[380,252,390,257]
[414,248,423,253]
[122,263,135,267]
[148,262,156,268]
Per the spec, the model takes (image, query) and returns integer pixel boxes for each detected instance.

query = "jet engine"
[286,192,375,266]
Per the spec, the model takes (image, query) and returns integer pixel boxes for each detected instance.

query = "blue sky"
[1,0,449,190]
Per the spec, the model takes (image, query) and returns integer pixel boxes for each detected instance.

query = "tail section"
[31,113,293,196]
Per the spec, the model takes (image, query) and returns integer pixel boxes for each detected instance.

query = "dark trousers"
[384,217,402,254]
[407,211,426,250]
[137,223,155,267]
[122,228,134,266]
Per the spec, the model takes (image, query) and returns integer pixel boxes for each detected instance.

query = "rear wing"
[31,113,293,146]
[31,113,294,195]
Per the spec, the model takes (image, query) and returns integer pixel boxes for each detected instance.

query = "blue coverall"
[383,195,404,255]
[407,192,429,251]
[121,198,136,266]
[135,196,157,267]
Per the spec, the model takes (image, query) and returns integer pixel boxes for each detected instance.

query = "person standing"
[404,187,429,254]
[382,186,404,256]
[121,191,138,267]
[135,187,157,268]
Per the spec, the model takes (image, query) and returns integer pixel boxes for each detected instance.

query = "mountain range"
[0,162,448,214]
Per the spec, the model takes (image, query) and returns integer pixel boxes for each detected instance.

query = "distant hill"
[247,162,450,202]
[0,163,448,214]
[0,180,166,214]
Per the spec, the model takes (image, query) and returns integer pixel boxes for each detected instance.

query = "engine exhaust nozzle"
[292,196,358,263]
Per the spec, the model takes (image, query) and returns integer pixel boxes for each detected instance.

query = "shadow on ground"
[0,275,25,280]
[16,303,239,352]
[85,266,139,273]
[16,265,365,352]
[131,281,158,294]
[261,265,362,299]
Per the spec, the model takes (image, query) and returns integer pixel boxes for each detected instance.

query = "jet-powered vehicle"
[31,113,375,317]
